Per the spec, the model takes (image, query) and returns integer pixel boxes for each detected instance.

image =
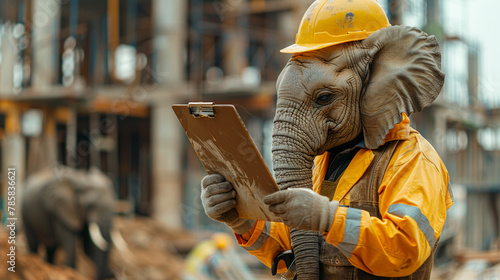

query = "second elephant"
[22,166,115,280]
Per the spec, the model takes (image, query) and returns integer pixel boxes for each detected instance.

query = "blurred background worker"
[183,233,254,280]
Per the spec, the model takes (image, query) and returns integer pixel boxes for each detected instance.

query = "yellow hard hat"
[281,0,391,53]
[212,233,233,250]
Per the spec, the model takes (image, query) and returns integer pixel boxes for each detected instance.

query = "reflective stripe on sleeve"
[337,208,362,258]
[244,221,271,251]
[388,204,436,247]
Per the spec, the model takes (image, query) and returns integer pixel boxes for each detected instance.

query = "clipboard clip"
[188,102,215,118]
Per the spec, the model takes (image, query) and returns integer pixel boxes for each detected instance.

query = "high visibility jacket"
[235,115,454,277]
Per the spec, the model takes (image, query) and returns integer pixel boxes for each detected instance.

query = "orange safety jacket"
[235,115,454,277]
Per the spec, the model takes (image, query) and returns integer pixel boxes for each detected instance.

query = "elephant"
[201,24,450,280]
[22,166,115,280]
[268,26,445,278]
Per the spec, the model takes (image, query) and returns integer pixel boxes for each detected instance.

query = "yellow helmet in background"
[212,232,233,250]
[281,0,391,53]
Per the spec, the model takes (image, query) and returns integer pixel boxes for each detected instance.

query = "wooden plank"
[456,250,500,264]
[5,106,21,134]
[91,97,149,118]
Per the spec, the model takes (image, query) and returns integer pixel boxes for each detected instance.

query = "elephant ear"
[89,167,113,190]
[360,25,445,149]
[42,181,83,232]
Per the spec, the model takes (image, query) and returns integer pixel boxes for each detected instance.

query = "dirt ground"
[0,216,195,280]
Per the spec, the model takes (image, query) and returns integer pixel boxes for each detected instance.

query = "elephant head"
[41,167,115,279]
[272,26,444,278]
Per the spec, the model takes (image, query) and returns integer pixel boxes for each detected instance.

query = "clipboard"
[172,102,280,222]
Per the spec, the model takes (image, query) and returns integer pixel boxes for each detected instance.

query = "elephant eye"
[315,92,335,106]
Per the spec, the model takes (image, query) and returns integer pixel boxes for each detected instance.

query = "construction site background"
[0,0,499,279]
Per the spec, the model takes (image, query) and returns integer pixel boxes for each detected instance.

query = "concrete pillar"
[221,0,252,77]
[65,108,77,168]
[89,113,100,168]
[426,0,441,26]
[2,106,25,225]
[152,0,187,84]
[433,108,447,157]
[388,0,403,25]
[424,0,444,42]
[468,47,479,108]
[151,101,184,229]
[150,0,187,229]
[31,0,61,92]
[223,28,247,77]
[0,23,16,94]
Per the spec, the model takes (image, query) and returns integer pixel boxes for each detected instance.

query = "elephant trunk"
[290,229,322,279]
[272,133,321,279]
[272,146,315,190]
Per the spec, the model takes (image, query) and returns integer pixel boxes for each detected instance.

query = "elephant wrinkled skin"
[22,166,115,280]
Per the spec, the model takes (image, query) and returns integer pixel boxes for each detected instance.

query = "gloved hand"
[264,188,339,233]
[201,174,255,234]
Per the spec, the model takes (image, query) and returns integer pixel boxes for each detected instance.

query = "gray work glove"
[201,174,255,234]
[264,188,339,233]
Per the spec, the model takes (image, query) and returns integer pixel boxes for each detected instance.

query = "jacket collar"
[313,113,412,194]
[383,113,411,143]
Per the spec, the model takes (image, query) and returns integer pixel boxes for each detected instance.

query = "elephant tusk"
[111,229,133,256]
[89,222,109,251]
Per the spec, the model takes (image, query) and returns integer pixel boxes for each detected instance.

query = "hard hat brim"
[280,42,341,54]
[280,31,376,54]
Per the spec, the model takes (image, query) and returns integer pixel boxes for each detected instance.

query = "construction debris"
[109,216,190,279]
[0,228,88,280]
[452,260,500,280]
[0,216,197,280]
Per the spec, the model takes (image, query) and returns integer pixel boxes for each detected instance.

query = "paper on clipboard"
[172,102,281,222]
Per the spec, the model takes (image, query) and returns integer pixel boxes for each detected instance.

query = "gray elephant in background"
[22,166,115,280]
